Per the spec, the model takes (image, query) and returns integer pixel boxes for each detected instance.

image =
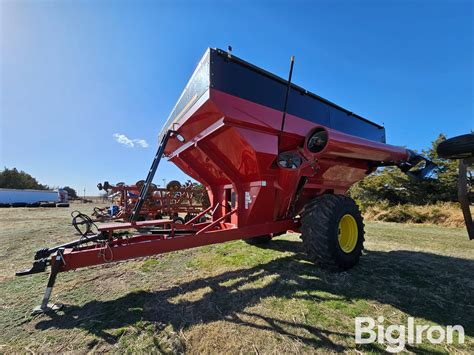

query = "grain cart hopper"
[17,48,435,314]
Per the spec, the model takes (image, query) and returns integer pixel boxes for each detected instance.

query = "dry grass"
[0,206,473,353]
[363,202,470,228]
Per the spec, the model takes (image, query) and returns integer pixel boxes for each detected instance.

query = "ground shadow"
[35,239,474,350]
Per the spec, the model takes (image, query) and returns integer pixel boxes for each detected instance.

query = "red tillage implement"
[92,180,206,223]
[17,48,435,314]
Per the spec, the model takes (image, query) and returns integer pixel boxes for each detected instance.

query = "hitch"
[15,258,48,276]
[16,232,108,276]
[17,232,109,314]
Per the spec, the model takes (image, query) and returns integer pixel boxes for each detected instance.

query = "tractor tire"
[173,216,185,224]
[11,202,27,207]
[244,235,272,245]
[301,194,364,271]
[437,134,474,160]
[167,180,181,190]
[40,202,56,208]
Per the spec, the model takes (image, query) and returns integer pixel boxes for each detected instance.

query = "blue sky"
[1,0,472,195]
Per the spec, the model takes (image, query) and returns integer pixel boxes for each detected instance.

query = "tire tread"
[300,194,365,270]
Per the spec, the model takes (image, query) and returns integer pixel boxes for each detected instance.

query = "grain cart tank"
[159,48,431,241]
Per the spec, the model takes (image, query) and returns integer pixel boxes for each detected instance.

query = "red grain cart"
[18,48,436,314]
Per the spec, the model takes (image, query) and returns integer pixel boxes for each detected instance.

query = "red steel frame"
[57,218,297,271]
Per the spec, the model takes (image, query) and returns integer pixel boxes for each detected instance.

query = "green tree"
[192,182,210,208]
[0,167,49,190]
[421,134,460,202]
[62,186,78,199]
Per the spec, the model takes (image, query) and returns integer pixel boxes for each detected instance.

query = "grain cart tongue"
[17,48,434,314]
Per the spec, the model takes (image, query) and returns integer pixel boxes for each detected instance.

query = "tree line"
[0,168,78,198]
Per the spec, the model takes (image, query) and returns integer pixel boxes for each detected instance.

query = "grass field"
[0,205,473,353]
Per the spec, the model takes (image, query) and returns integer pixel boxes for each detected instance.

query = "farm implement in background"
[437,133,474,240]
[17,48,436,314]
[69,180,209,238]
[93,179,208,223]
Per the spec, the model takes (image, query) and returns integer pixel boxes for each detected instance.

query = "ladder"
[129,130,174,222]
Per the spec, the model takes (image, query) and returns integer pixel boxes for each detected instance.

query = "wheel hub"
[338,214,358,253]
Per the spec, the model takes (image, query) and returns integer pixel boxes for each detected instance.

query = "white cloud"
[134,139,149,148]
[113,133,149,148]
[113,133,134,147]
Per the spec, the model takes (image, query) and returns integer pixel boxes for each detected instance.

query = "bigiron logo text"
[355,316,464,352]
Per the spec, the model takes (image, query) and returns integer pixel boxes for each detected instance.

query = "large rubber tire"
[167,180,182,190]
[173,216,185,224]
[437,134,474,160]
[40,202,56,208]
[11,202,27,207]
[244,235,272,245]
[301,194,364,270]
